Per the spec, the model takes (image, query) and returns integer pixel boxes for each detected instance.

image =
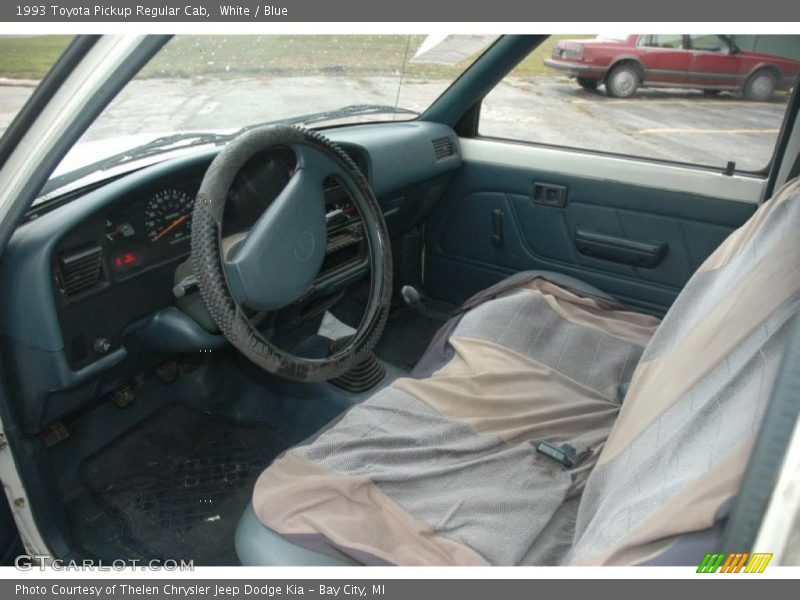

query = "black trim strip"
[765,73,800,198]
[790,147,800,181]
[643,81,739,91]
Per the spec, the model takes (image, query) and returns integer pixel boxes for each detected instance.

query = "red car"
[544,34,800,100]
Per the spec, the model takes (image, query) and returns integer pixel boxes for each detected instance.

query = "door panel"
[686,35,742,88]
[688,52,741,87]
[638,34,691,85]
[424,151,757,316]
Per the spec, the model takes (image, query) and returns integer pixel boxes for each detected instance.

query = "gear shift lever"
[401,285,423,309]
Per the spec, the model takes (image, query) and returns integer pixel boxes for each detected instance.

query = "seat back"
[568,178,800,565]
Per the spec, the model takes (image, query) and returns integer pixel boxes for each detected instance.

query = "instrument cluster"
[103,186,195,278]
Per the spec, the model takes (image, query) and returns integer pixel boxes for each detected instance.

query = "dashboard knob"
[93,337,111,354]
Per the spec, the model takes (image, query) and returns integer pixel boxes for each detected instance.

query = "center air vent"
[432,136,456,161]
[58,244,105,299]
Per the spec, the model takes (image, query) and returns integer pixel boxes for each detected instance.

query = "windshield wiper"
[38,104,419,202]
[41,131,232,196]
[242,104,420,130]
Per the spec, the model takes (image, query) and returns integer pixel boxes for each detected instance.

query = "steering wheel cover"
[191,125,392,381]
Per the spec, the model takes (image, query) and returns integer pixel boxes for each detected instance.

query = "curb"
[0,78,40,88]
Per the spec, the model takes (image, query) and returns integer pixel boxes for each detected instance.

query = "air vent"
[58,244,105,299]
[432,136,456,161]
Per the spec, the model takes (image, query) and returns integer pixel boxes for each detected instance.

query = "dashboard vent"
[432,136,456,161]
[58,245,105,299]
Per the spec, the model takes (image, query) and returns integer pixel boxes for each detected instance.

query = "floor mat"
[81,403,290,565]
[375,307,449,370]
[329,285,452,372]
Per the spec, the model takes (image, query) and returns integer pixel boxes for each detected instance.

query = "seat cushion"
[248,276,660,565]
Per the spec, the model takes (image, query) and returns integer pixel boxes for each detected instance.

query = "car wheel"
[743,70,778,102]
[606,64,639,98]
[577,77,598,91]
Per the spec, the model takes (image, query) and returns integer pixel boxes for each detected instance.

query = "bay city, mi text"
[16,584,387,597]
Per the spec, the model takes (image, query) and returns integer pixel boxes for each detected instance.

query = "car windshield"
[41,34,498,200]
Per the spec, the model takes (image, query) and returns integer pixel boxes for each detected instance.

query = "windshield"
[45,34,498,197]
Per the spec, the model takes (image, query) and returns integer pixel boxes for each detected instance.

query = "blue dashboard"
[0,121,461,432]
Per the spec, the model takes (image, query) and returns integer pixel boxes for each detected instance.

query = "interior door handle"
[491,208,503,245]
[574,228,667,268]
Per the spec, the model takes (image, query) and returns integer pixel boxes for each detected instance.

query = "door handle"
[491,208,503,246]
[574,228,667,268]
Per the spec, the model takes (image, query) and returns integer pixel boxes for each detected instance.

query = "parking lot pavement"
[0,84,34,132]
[0,75,789,172]
[482,77,788,171]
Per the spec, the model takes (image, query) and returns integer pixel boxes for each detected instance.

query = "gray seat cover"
[236,179,800,566]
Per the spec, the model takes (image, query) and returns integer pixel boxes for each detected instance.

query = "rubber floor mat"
[375,307,448,370]
[81,403,290,565]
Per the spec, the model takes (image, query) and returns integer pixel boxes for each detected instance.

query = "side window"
[689,35,727,53]
[639,35,684,49]
[478,34,798,172]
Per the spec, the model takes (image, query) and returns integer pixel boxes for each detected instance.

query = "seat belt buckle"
[536,442,578,469]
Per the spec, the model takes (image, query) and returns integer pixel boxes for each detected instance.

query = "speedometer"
[144,189,194,245]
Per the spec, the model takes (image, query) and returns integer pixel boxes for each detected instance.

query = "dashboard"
[50,146,370,370]
[0,121,462,432]
[57,182,197,294]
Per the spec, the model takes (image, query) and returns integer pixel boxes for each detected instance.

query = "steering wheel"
[191,125,392,381]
